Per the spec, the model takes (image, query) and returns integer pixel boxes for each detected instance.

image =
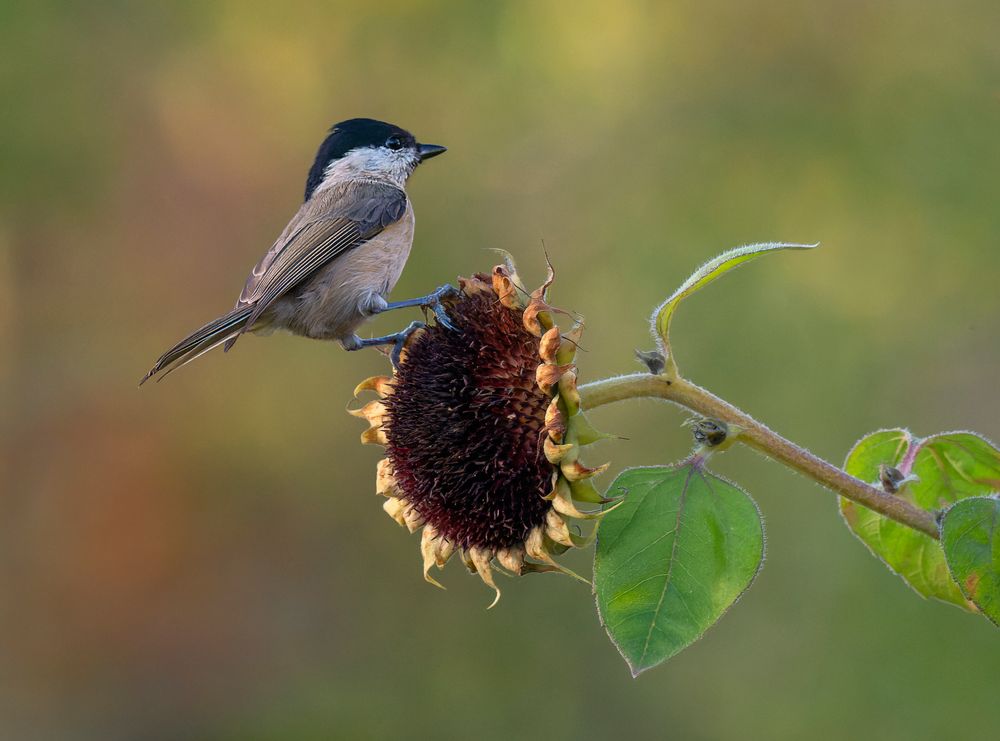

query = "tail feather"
[140,306,253,385]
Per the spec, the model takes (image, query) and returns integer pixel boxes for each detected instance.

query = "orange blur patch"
[841,503,858,527]
[965,573,981,598]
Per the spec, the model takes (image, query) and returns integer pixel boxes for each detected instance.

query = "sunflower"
[350,261,613,606]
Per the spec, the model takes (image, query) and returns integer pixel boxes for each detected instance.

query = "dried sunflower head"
[350,261,613,606]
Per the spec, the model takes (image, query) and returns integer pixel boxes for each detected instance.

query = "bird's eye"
[386,135,405,150]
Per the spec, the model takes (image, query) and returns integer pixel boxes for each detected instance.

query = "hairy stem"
[578,373,940,538]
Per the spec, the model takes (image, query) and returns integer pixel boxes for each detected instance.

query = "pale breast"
[274,201,416,341]
[365,200,415,294]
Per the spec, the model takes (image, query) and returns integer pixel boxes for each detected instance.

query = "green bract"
[594,461,764,676]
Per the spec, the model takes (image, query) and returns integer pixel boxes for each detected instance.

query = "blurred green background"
[3,1,999,739]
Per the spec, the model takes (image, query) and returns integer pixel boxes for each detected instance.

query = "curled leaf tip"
[651,241,818,354]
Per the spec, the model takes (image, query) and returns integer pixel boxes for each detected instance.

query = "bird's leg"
[346,321,426,368]
[380,284,459,331]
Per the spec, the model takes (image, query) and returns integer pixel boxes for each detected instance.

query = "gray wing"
[236,181,407,332]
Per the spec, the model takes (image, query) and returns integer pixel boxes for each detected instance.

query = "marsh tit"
[141,118,448,384]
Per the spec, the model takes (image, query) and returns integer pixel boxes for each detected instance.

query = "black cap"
[305,118,416,201]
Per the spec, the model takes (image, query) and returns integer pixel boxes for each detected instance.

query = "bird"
[141,117,450,384]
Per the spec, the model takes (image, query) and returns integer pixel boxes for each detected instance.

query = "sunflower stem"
[577,372,940,538]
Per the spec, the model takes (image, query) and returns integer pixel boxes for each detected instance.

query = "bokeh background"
[3,1,999,739]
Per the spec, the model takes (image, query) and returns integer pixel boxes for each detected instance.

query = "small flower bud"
[878,464,907,493]
[635,348,667,375]
[689,417,728,447]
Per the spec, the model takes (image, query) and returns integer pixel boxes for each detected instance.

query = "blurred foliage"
[2,1,999,739]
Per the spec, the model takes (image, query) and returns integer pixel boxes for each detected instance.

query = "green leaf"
[941,497,1000,625]
[651,242,816,349]
[594,461,764,676]
[840,429,1000,611]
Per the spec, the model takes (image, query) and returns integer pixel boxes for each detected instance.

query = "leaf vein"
[638,465,695,666]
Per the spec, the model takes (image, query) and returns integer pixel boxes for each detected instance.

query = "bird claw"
[427,285,459,331]
[382,284,460,331]
[349,321,427,368]
[390,321,425,368]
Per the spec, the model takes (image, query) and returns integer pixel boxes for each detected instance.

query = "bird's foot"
[383,284,460,331]
[349,321,427,368]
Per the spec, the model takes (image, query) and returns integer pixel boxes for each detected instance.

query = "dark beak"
[417,143,447,162]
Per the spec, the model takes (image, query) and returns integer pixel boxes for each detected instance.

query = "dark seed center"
[384,290,553,551]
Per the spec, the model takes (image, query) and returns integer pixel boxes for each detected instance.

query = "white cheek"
[320,147,417,188]
[367,149,418,182]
